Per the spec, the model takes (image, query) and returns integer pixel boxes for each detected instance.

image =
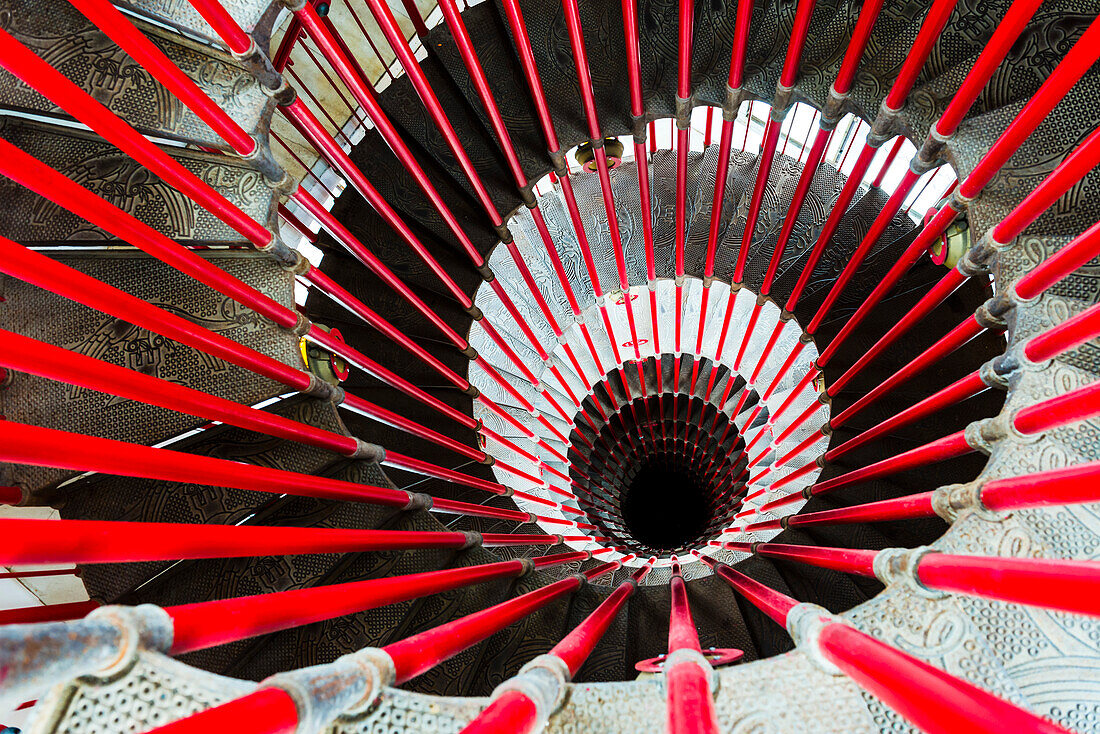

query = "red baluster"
[696,553,1072,734]
[819,15,1100,361]
[665,558,720,734]
[169,552,590,654]
[0,518,497,566]
[460,558,655,734]
[0,600,100,625]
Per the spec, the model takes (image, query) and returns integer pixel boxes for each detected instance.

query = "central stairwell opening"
[622,455,710,550]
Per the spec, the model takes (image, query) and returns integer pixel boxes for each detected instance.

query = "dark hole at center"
[621,456,711,550]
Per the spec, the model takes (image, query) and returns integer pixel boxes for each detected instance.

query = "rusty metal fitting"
[974,300,1008,331]
[291,312,313,337]
[664,647,721,694]
[0,604,173,709]
[723,86,743,121]
[956,237,996,279]
[872,546,945,599]
[675,96,693,129]
[258,231,299,268]
[242,135,291,189]
[771,84,795,117]
[786,603,843,675]
[263,647,395,732]
[404,493,433,511]
[548,149,569,177]
[301,373,340,401]
[865,99,902,149]
[820,87,849,129]
[965,412,1039,455]
[930,480,1003,523]
[476,263,496,282]
[978,354,1015,390]
[265,75,298,106]
[914,136,947,174]
[350,440,385,463]
[282,249,313,277]
[488,653,572,730]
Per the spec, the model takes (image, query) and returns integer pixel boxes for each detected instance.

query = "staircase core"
[622,455,710,551]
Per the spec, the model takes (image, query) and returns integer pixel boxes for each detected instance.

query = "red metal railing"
[1,0,1099,730]
[722,541,1100,619]
[665,558,721,734]
[148,559,625,733]
[696,552,1073,734]
[170,551,595,655]
[459,557,655,734]
[818,13,1100,364]
[746,373,1100,517]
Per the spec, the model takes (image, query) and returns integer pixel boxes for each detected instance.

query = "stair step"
[117,0,274,45]
[0,0,269,149]
[0,249,302,496]
[0,116,275,245]
[428,1,549,184]
[67,396,359,607]
[375,56,522,221]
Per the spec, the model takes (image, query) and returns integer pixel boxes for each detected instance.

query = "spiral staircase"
[1,0,1100,730]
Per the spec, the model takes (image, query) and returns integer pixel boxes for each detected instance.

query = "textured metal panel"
[115,0,277,44]
[0,0,270,146]
[29,650,254,734]
[0,249,301,495]
[0,117,276,244]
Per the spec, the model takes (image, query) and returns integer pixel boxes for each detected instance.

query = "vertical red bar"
[665,561,720,734]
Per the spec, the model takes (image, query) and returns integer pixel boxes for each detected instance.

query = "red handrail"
[0,236,309,390]
[68,0,256,155]
[819,623,1071,734]
[0,601,101,625]
[0,27,273,251]
[699,554,1072,733]
[282,102,473,308]
[459,557,655,733]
